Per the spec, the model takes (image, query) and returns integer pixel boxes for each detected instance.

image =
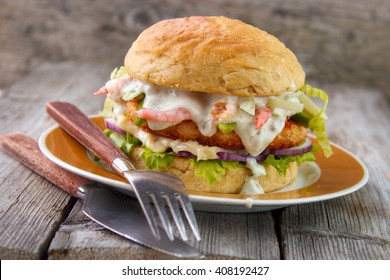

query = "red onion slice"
[216,152,249,162]
[268,138,313,156]
[104,118,126,135]
[176,151,197,158]
[216,152,268,162]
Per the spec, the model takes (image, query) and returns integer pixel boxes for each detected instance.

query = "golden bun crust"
[125,16,305,96]
[128,147,298,193]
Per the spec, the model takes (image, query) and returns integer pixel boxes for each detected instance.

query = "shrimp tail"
[93,86,108,96]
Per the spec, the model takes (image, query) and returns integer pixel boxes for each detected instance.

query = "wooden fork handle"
[47,101,127,170]
[0,133,91,197]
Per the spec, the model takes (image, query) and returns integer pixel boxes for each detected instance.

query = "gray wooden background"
[1,0,389,96]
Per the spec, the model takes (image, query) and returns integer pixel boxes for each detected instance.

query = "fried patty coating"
[125,101,307,150]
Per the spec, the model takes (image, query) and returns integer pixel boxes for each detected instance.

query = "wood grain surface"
[0,62,108,259]
[0,61,389,259]
[0,133,91,197]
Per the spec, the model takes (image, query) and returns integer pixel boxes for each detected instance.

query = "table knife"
[0,133,202,258]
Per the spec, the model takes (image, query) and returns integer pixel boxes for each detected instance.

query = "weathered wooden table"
[0,62,389,259]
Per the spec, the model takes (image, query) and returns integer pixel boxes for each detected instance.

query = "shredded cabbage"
[122,90,143,101]
[239,98,256,115]
[299,84,333,158]
[299,86,328,120]
[267,97,304,114]
[110,66,128,80]
[100,97,114,118]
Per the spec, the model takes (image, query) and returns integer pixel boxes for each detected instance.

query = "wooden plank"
[195,211,280,259]
[48,200,280,260]
[278,84,390,259]
[47,200,181,260]
[0,62,111,259]
[0,160,75,259]
[0,61,109,138]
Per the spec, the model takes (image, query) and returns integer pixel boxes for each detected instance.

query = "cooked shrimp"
[211,101,237,122]
[93,77,132,100]
[135,108,192,122]
[254,107,272,129]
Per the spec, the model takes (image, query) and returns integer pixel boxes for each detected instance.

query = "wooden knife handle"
[47,101,127,170]
[0,133,91,197]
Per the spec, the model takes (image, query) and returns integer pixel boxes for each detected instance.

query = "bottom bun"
[128,147,298,194]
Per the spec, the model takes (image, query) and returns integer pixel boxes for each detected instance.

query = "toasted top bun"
[125,16,305,97]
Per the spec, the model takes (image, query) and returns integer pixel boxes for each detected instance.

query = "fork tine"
[177,194,201,241]
[149,192,175,241]
[120,167,201,242]
[164,193,188,241]
[134,190,160,240]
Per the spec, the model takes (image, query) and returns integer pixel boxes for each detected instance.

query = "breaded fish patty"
[125,101,307,151]
[143,120,306,150]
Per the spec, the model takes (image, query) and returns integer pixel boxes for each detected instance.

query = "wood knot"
[123,5,160,33]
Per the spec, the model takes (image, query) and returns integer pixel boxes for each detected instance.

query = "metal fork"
[46,101,201,241]
[112,157,200,241]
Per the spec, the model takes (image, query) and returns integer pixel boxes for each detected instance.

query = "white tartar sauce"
[239,158,267,194]
[109,78,303,157]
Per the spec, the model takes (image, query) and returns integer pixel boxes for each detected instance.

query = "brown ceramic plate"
[39,116,369,212]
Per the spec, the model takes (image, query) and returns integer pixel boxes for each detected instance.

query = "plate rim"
[38,118,369,208]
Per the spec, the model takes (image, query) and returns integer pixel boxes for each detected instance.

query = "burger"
[93,16,332,194]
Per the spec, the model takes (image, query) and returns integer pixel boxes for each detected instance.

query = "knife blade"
[0,133,202,258]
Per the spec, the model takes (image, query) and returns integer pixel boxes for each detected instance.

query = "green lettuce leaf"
[104,129,141,154]
[104,129,175,170]
[262,147,318,176]
[189,159,240,184]
[298,84,333,158]
[141,149,176,170]
[125,133,142,146]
